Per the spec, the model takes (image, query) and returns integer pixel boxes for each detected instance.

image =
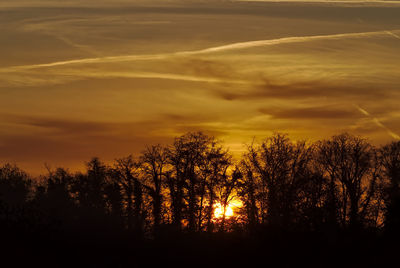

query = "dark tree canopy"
[0,132,399,267]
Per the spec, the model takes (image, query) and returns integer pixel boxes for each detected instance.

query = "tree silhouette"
[381,141,400,235]
[316,134,378,230]
[199,140,232,232]
[0,164,32,232]
[166,132,212,232]
[241,134,312,229]
[33,167,76,229]
[237,161,259,233]
[1,132,399,267]
[0,163,31,208]
[112,155,144,235]
[140,145,167,235]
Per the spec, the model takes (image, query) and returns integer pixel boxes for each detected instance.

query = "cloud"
[0,70,249,88]
[175,58,241,80]
[0,115,173,168]
[194,30,397,53]
[216,78,390,101]
[259,105,362,119]
[1,30,396,74]
[3,114,115,135]
[1,1,399,173]
[0,112,224,141]
[0,112,236,173]
[57,70,249,85]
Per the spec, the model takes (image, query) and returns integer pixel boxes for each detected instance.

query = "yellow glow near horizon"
[214,203,234,219]
[214,200,243,219]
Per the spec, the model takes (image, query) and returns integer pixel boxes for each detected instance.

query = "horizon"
[1,130,397,177]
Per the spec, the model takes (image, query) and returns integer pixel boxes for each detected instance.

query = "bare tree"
[166,132,212,232]
[216,167,240,232]
[113,155,143,234]
[316,134,378,229]
[140,145,167,233]
[198,141,232,232]
[242,133,312,229]
[380,141,400,232]
[237,161,259,232]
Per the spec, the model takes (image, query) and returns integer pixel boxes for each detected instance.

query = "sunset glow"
[214,199,243,219]
[214,203,235,219]
[0,0,399,176]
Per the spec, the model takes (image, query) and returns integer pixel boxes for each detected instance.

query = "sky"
[1,0,400,174]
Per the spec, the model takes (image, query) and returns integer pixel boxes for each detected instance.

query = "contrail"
[0,54,171,73]
[60,70,249,84]
[354,104,400,140]
[193,30,394,53]
[385,30,400,40]
[0,29,397,73]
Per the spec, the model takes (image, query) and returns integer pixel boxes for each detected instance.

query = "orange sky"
[1,0,400,174]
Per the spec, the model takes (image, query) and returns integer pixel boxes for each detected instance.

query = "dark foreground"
[2,227,398,268]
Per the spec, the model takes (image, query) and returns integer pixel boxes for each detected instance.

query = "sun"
[213,202,235,219]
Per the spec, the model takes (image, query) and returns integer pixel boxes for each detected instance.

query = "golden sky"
[1,0,400,173]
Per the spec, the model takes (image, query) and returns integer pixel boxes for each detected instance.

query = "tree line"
[1,132,399,239]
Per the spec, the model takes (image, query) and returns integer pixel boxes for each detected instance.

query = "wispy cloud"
[259,105,362,119]
[1,30,397,74]
[216,78,389,101]
[193,30,398,53]
[61,70,249,84]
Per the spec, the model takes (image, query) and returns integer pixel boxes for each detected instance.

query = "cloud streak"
[259,105,362,119]
[1,29,398,74]
[193,30,399,53]
[216,78,391,101]
[61,71,250,84]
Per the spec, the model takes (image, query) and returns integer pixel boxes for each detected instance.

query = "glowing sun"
[213,202,234,219]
